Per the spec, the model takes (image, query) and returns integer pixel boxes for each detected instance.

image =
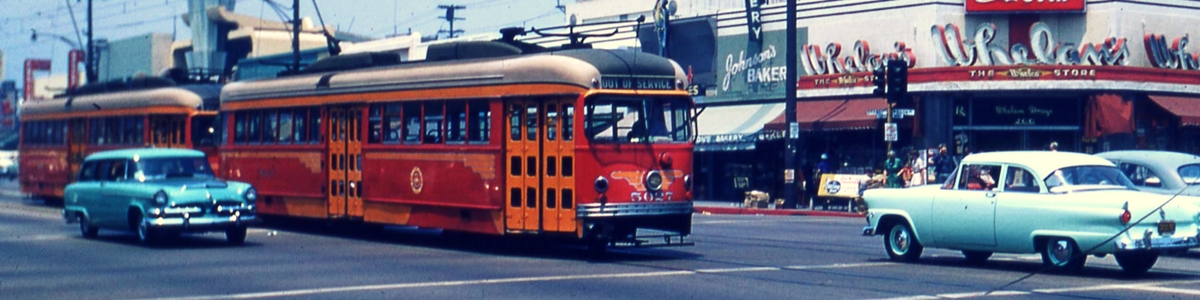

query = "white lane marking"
[0,234,71,242]
[875,279,1200,299]
[785,262,896,270]
[142,271,697,300]
[695,267,780,273]
[143,261,896,300]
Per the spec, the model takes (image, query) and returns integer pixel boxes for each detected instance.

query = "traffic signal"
[871,63,886,97]
[886,58,908,103]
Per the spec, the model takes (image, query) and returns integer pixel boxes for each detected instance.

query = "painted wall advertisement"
[705,28,808,104]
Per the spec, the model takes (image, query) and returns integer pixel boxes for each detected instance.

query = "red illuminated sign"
[966,0,1085,13]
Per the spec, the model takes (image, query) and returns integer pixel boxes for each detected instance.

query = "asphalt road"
[5,179,1200,299]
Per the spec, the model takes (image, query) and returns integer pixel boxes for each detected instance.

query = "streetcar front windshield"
[585,96,692,143]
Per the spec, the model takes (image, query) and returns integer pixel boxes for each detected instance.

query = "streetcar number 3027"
[631,192,673,202]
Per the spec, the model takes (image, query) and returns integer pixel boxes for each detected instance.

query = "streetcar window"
[90,119,105,145]
[525,105,538,141]
[446,101,466,144]
[191,115,218,147]
[278,111,293,144]
[468,100,490,143]
[403,103,421,143]
[309,107,322,144]
[563,104,574,141]
[248,110,262,144]
[585,96,692,143]
[385,104,402,143]
[234,112,247,144]
[264,110,279,145]
[293,108,307,144]
[368,105,382,144]
[546,104,558,141]
[509,104,521,141]
[424,102,444,144]
[125,117,143,145]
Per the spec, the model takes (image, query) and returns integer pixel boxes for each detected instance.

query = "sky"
[0,0,574,84]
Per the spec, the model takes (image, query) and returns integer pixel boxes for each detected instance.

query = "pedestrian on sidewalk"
[884,150,904,188]
[932,144,958,184]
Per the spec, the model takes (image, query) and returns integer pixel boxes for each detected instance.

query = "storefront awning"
[1149,96,1200,127]
[695,103,785,152]
[764,98,888,131]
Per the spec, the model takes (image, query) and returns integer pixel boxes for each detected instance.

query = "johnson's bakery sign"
[966,0,1085,13]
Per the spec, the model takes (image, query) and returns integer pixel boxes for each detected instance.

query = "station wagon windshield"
[585,96,692,143]
[1044,166,1135,190]
[1180,164,1200,185]
[135,157,215,181]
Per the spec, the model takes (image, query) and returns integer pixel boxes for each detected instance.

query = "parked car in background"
[62,148,257,245]
[1097,150,1200,197]
[862,151,1200,275]
[0,150,16,179]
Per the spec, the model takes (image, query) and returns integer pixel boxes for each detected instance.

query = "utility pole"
[784,0,798,208]
[292,0,300,72]
[86,0,95,83]
[438,4,466,38]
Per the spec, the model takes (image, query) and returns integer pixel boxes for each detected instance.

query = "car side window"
[1119,163,1161,188]
[956,164,1000,191]
[93,160,113,182]
[1003,166,1039,193]
[78,162,97,182]
[108,160,128,182]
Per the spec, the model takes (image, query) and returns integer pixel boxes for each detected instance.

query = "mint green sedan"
[63,149,257,245]
[862,151,1200,275]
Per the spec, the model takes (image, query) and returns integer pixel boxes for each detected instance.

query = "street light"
[30,29,87,90]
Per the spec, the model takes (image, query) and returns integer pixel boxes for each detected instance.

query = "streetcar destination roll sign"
[600,76,676,90]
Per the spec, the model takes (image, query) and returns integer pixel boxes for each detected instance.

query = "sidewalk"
[693,200,864,218]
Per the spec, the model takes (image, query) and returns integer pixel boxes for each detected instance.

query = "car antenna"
[985,177,1191,295]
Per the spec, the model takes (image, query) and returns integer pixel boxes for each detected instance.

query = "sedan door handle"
[985,192,996,198]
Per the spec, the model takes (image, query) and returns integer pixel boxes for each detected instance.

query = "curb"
[693,206,864,218]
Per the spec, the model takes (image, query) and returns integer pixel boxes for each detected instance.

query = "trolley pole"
[783,0,798,208]
[292,0,300,72]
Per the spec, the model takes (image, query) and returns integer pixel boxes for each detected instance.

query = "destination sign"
[599,76,676,90]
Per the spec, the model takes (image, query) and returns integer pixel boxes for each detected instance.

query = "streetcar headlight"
[153,190,168,206]
[683,175,693,191]
[645,171,663,192]
[594,176,609,193]
[244,187,258,203]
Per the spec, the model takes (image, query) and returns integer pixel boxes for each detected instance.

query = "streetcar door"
[68,119,87,180]
[327,106,365,219]
[504,98,576,233]
[150,116,185,148]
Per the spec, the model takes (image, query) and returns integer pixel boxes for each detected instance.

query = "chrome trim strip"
[577,202,693,218]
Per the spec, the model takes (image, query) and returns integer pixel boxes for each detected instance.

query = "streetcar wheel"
[78,214,99,238]
[884,222,922,262]
[1114,251,1159,275]
[1040,237,1085,272]
[226,226,248,245]
[962,250,992,264]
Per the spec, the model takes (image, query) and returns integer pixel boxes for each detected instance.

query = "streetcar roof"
[220,47,687,104]
[20,84,221,118]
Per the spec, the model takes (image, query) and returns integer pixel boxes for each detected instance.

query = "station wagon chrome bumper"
[145,210,257,232]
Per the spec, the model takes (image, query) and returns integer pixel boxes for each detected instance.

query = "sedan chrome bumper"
[1115,231,1200,251]
[862,226,875,236]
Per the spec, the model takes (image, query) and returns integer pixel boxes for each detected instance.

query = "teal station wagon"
[63,149,257,244]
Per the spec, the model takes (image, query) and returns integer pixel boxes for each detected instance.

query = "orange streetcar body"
[18,80,222,199]
[220,42,695,248]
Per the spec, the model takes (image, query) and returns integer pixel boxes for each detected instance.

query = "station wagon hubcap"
[890,226,910,254]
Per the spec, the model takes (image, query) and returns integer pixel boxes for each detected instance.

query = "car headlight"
[153,191,168,206]
[244,187,258,202]
[645,171,663,192]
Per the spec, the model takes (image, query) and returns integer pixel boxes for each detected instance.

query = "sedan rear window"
[1044,166,1135,190]
[1179,164,1200,185]
[134,157,215,181]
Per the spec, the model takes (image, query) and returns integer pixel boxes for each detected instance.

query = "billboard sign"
[965,0,1085,14]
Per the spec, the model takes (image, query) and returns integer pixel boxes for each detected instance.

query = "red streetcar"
[219,36,696,250]
[18,78,222,200]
